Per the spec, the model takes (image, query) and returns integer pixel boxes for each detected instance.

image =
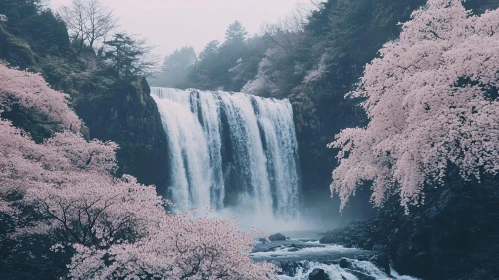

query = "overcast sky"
[49,0,315,57]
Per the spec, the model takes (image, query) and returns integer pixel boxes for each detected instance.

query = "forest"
[0,0,498,279]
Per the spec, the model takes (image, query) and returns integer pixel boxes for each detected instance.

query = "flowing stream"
[251,233,421,280]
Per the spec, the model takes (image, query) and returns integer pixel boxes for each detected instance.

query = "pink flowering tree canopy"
[330,0,499,212]
[0,64,277,279]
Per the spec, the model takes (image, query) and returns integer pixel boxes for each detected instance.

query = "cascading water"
[151,87,301,221]
[151,88,421,280]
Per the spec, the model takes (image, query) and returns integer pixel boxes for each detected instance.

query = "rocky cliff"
[74,77,169,195]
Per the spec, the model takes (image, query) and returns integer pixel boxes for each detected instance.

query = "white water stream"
[151,87,301,221]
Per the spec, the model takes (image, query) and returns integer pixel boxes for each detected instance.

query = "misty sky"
[49,0,314,57]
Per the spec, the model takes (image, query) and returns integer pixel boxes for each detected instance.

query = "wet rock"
[278,261,300,277]
[317,174,499,279]
[308,268,331,280]
[269,233,287,241]
[269,245,281,252]
[339,258,351,269]
[288,243,325,250]
[363,238,374,250]
[413,251,431,270]
[372,245,385,252]
[347,270,377,280]
[300,239,317,243]
[319,229,345,244]
[372,254,390,275]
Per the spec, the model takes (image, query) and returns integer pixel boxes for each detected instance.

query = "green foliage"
[181,21,266,91]
[223,20,248,49]
[0,25,36,68]
[0,0,68,57]
[0,0,41,24]
[305,0,334,36]
[180,0,426,95]
[149,46,197,88]
[186,40,222,89]
[0,3,165,279]
[104,33,154,80]
[324,0,425,65]
[20,10,70,55]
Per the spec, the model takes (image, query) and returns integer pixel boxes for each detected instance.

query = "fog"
[49,0,314,56]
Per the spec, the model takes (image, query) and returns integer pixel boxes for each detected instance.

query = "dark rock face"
[371,245,385,252]
[347,271,376,280]
[308,268,331,280]
[269,233,287,242]
[278,261,301,277]
[74,77,169,194]
[372,254,390,275]
[339,258,350,268]
[290,91,374,223]
[320,174,499,280]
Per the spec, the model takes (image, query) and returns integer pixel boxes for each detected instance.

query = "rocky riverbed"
[251,232,420,280]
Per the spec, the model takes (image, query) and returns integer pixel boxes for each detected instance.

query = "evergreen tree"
[199,40,220,60]
[223,20,248,48]
[0,0,41,24]
[184,22,254,91]
[149,46,197,88]
[104,33,154,79]
[185,40,220,89]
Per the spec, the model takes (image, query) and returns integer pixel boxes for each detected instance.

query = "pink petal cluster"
[330,0,499,212]
[0,64,81,131]
[0,64,277,279]
[69,215,277,279]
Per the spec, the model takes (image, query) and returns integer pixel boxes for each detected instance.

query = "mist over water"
[151,87,303,230]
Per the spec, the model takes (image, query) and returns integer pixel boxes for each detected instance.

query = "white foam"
[251,244,358,258]
[277,260,421,280]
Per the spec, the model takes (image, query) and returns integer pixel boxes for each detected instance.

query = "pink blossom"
[330,0,499,212]
[0,64,278,279]
[0,64,81,131]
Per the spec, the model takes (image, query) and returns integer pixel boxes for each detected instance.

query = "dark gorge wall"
[287,0,499,224]
[320,174,499,280]
[290,90,373,222]
[0,5,170,196]
[312,2,499,279]
[74,78,169,195]
[284,0,427,221]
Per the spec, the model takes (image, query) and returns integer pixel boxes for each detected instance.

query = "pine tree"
[104,33,154,79]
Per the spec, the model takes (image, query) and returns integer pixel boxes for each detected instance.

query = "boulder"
[339,258,351,269]
[347,270,377,280]
[308,268,331,280]
[279,261,300,277]
[269,233,287,241]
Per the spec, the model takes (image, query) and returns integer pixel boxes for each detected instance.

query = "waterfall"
[151,87,301,220]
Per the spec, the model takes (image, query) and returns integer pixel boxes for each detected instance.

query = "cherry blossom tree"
[0,64,277,279]
[0,64,81,131]
[68,214,277,279]
[330,0,499,212]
